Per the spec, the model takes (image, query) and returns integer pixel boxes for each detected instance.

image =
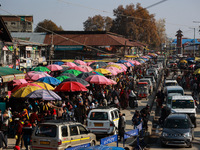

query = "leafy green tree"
[83,15,112,31]
[34,19,63,32]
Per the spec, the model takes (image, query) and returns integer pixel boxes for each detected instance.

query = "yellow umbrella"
[106,64,122,69]
[33,82,55,90]
[95,68,112,75]
[194,68,200,75]
[180,60,187,63]
[12,86,42,98]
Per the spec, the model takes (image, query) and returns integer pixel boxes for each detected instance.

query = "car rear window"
[35,124,57,137]
[89,112,108,120]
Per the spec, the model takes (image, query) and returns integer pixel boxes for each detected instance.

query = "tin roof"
[44,31,140,47]
[11,32,46,44]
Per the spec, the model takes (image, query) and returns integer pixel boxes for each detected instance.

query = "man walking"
[0,130,7,150]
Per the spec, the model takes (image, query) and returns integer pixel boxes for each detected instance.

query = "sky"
[1,0,200,40]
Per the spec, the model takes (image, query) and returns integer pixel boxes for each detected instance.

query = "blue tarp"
[77,145,124,150]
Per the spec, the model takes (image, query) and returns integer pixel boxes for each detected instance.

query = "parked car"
[146,68,158,79]
[164,79,178,87]
[161,114,194,148]
[31,120,96,150]
[139,78,153,93]
[87,107,119,135]
[144,75,156,89]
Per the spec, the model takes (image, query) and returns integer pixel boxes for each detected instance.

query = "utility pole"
[193,28,196,57]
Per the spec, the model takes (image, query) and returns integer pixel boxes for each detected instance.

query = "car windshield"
[89,112,108,120]
[165,83,177,86]
[172,100,194,109]
[164,119,190,129]
[35,124,57,137]
[168,90,183,95]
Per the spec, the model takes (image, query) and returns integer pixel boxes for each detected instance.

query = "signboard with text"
[100,134,118,145]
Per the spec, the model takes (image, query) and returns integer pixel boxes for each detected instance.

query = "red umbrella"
[54,81,88,92]
[47,64,63,71]
[85,75,112,85]
[11,83,44,93]
[70,66,87,72]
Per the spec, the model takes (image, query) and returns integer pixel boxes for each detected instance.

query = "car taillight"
[110,123,114,126]
[58,139,62,145]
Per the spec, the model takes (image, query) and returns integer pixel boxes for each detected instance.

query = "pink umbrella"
[109,79,117,85]
[124,62,132,67]
[25,71,50,81]
[142,56,148,59]
[106,67,121,73]
[47,64,63,71]
[63,62,77,67]
[70,66,87,72]
[127,60,135,64]
[85,75,112,85]
[79,65,93,72]
[117,64,127,70]
[133,60,141,65]
[86,61,96,66]
[106,69,118,76]
[13,79,28,86]
[74,60,86,66]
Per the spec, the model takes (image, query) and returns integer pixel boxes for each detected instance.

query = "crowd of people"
[0,58,157,149]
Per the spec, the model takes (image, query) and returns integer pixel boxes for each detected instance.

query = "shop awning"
[0,67,25,83]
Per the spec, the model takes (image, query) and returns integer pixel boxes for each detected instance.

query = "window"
[11,22,16,25]
[62,126,68,137]
[111,111,114,120]
[69,126,78,136]
[78,125,88,134]
[35,125,57,137]
[114,111,119,119]
[89,112,108,120]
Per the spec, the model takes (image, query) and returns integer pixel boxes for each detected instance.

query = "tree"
[83,15,113,31]
[34,19,63,32]
[156,19,167,45]
[110,3,161,48]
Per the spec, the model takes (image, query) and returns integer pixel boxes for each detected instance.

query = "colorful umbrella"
[74,60,86,66]
[116,60,128,63]
[63,62,77,67]
[63,69,82,76]
[109,79,117,85]
[79,65,93,72]
[107,64,122,69]
[180,60,187,63]
[53,61,64,66]
[61,73,76,78]
[89,62,107,69]
[95,68,111,75]
[91,71,104,76]
[77,72,95,79]
[25,71,50,81]
[37,77,61,86]
[56,75,70,82]
[54,81,88,92]
[132,60,141,66]
[106,69,118,76]
[47,64,63,71]
[11,83,43,93]
[106,66,121,73]
[33,82,55,90]
[12,86,42,98]
[32,66,50,72]
[70,66,87,72]
[62,77,90,86]
[13,79,28,86]
[194,68,200,74]
[85,75,112,85]
[26,89,61,100]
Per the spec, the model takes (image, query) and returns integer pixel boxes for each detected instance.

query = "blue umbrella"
[37,76,61,86]
[116,60,128,63]
[53,61,64,65]
[186,57,194,61]
[26,89,61,100]
[128,62,135,66]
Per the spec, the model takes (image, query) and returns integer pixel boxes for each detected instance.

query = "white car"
[87,107,119,135]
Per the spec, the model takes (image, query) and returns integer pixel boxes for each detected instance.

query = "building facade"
[1,15,33,32]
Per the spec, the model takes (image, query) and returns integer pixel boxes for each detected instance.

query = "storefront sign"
[26,46,33,51]
[55,45,84,51]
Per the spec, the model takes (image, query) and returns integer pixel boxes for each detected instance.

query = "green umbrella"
[32,66,50,72]
[90,71,104,76]
[63,69,82,76]
[56,75,70,82]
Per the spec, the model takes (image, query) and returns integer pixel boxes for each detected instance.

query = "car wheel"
[161,142,166,148]
[187,142,192,148]
[91,141,95,146]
